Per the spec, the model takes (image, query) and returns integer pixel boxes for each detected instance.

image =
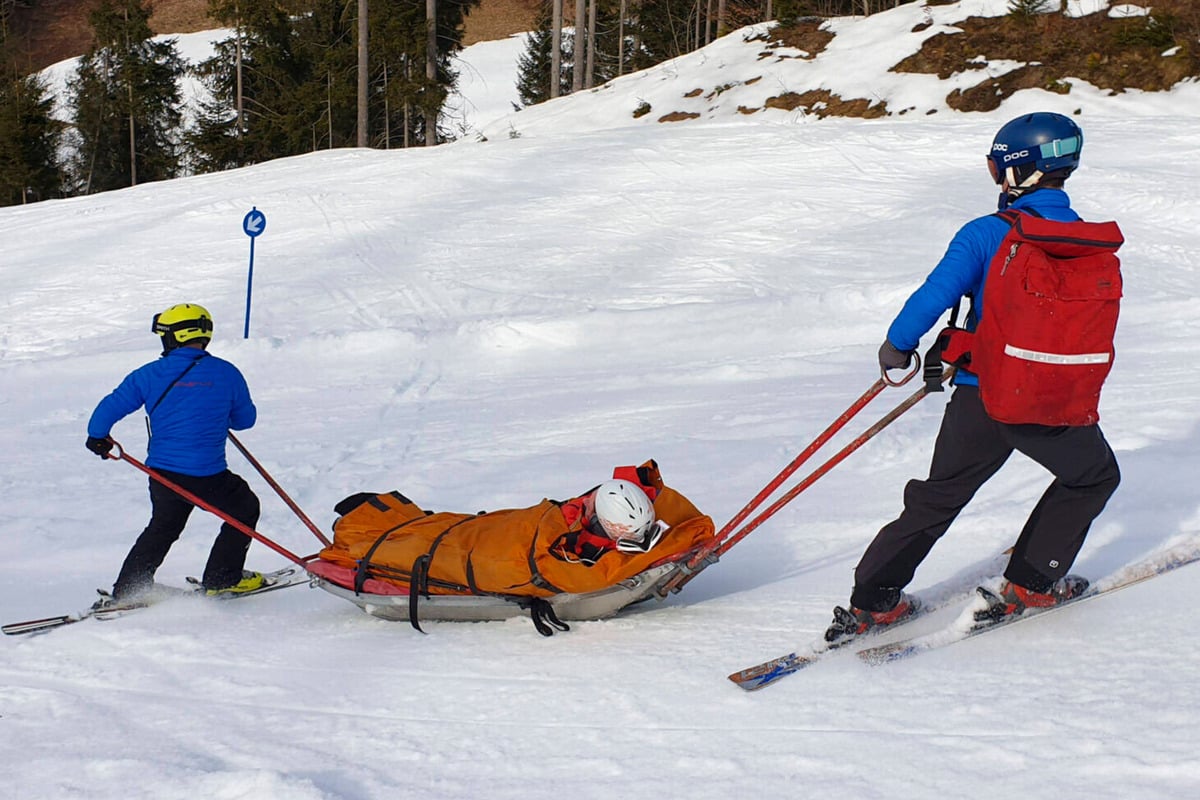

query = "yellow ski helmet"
[152,303,213,351]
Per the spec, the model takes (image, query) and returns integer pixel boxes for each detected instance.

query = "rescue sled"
[306,460,716,634]
[306,558,687,633]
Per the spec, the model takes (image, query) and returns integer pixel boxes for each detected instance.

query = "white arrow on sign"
[242,207,266,238]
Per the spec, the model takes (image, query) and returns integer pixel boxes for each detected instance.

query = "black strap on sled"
[525,509,567,595]
[527,598,570,637]
[355,515,425,594]
[404,516,482,633]
[408,554,432,633]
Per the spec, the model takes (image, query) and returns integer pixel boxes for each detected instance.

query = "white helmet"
[594,480,657,542]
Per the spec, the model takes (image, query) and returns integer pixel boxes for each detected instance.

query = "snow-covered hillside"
[4,1,1200,798]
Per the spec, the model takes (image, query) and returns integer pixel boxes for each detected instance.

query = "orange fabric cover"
[317,462,714,597]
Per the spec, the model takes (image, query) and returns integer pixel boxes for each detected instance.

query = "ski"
[728,552,1017,691]
[184,566,308,597]
[728,594,945,690]
[857,545,1200,667]
[2,567,307,636]
[2,587,186,636]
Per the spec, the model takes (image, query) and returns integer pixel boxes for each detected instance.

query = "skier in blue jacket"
[825,113,1121,643]
[86,303,264,604]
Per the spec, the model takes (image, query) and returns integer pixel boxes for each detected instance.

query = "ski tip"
[3,615,78,635]
[729,672,784,691]
[727,652,814,690]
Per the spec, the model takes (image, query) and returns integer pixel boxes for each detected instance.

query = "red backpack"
[935,210,1124,426]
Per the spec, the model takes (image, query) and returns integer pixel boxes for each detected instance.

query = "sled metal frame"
[309,561,680,624]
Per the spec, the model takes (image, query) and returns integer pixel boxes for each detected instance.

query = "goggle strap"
[152,316,213,335]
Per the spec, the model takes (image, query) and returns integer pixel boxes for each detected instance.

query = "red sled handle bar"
[658,366,953,597]
[108,440,313,568]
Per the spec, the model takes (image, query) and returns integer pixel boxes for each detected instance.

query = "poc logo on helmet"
[992,143,1009,152]
[1003,149,1030,162]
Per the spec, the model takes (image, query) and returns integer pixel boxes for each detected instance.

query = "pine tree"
[516,3,571,107]
[1008,0,1051,21]
[628,0,695,70]
[66,0,184,194]
[516,0,628,107]
[367,0,442,148]
[0,21,64,206]
[190,0,478,170]
[187,0,302,171]
[0,72,63,205]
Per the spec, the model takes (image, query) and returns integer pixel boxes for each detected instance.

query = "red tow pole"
[708,377,887,548]
[109,440,311,568]
[228,432,332,547]
[658,362,950,597]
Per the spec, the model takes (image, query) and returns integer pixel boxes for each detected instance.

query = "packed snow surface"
[3,3,1200,798]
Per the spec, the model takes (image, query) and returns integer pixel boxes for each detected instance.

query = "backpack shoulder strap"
[994,206,1044,226]
[148,352,209,416]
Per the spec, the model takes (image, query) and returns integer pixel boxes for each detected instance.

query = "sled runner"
[306,558,686,633]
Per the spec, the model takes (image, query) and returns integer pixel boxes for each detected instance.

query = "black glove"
[878,340,915,371]
[86,436,114,458]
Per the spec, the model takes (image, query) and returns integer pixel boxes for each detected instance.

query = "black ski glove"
[86,436,114,458]
[878,340,915,371]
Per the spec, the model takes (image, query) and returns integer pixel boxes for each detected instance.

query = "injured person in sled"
[311,459,715,601]
[548,476,670,565]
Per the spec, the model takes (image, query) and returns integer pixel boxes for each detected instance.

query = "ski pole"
[228,432,332,547]
[109,440,310,568]
[659,366,953,597]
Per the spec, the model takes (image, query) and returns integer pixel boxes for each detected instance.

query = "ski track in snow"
[4,3,1200,798]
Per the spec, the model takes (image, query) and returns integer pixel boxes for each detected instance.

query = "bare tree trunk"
[717,0,727,38]
[551,0,562,98]
[235,2,244,152]
[705,0,714,44]
[357,0,368,147]
[426,0,437,145]
[383,63,390,148]
[617,0,625,76]
[122,7,136,186]
[584,0,596,89]
[572,0,585,92]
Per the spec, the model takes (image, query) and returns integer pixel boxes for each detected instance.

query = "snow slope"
[3,2,1200,798]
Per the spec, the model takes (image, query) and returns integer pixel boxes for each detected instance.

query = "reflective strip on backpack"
[1003,344,1111,365]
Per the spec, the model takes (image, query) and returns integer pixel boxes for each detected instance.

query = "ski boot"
[204,570,266,597]
[974,575,1090,624]
[825,593,921,645]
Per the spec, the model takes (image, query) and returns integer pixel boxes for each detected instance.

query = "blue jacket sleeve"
[227,367,257,431]
[885,218,1000,353]
[87,368,150,438]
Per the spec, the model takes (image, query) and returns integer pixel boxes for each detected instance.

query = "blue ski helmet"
[987,112,1083,189]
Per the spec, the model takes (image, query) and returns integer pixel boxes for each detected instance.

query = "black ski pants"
[112,469,260,598]
[850,385,1120,612]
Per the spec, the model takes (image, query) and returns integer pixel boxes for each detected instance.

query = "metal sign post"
[242,207,266,338]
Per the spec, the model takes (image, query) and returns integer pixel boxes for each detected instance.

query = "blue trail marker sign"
[242,207,266,338]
